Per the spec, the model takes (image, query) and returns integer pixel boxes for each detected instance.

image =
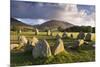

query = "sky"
[11,0,95,27]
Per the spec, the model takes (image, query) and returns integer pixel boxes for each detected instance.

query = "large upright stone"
[85,33,92,41]
[32,40,52,58]
[47,30,51,36]
[31,36,39,46]
[35,28,39,35]
[19,36,28,46]
[62,32,68,38]
[77,31,85,39]
[53,38,65,55]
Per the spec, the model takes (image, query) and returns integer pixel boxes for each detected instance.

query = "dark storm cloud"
[11,1,95,26]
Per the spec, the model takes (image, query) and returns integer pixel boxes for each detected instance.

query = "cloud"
[11,1,95,26]
[16,18,47,25]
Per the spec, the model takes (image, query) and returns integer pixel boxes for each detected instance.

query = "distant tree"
[65,26,94,33]
[92,27,95,33]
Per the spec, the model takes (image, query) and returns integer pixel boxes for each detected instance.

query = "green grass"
[11,48,95,66]
[10,31,95,67]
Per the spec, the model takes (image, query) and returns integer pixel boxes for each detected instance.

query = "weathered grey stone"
[31,36,39,46]
[10,44,19,50]
[62,32,68,38]
[50,32,53,36]
[47,30,51,36]
[77,31,85,39]
[53,38,65,55]
[35,28,39,35]
[56,34,61,39]
[92,44,95,48]
[19,36,28,46]
[70,34,73,38]
[24,40,33,51]
[73,40,79,48]
[85,33,92,41]
[17,30,22,41]
[73,39,84,48]
[32,40,52,58]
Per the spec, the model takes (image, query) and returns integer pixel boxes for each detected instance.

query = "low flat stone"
[10,44,19,50]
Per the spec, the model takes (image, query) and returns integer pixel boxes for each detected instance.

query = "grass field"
[10,31,95,66]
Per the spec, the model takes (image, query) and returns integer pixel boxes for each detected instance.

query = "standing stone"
[62,32,68,38]
[85,33,92,41]
[56,34,61,39]
[70,34,73,39]
[17,29,22,41]
[19,29,22,34]
[47,30,51,36]
[77,31,85,39]
[31,36,39,46]
[35,28,39,35]
[19,36,28,46]
[73,39,84,48]
[32,40,52,58]
[50,32,53,36]
[53,38,65,55]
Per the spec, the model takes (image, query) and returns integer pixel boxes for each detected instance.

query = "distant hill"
[11,18,34,31]
[11,18,74,31]
[33,20,74,31]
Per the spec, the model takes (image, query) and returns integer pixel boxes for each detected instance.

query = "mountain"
[11,18,34,31]
[34,20,74,31]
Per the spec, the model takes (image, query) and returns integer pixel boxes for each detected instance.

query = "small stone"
[73,39,84,48]
[50,32,53,36]
[47,30,51,36]
[10,44,19,50]
[31,36,39,46]
[24,40,33,52]
[35,28,39,35]
[79,39,84,46]
[19,36,28,46]
[56,34,61,39]
[77,31,85,39]
[62,32,68,38]
[92,44,95,48]
[85,33,92,41]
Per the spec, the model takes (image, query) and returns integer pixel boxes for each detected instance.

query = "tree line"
[58,26,95,33]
